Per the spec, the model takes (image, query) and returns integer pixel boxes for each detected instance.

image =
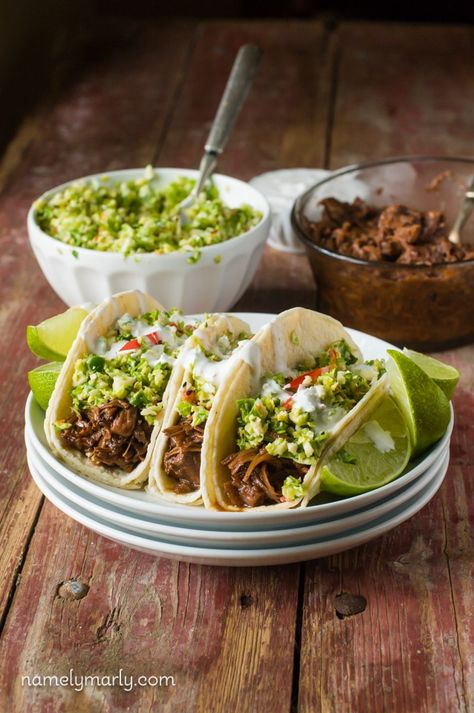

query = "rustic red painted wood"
[329,23,474,166]
[157,20,330,177]
[299,486,468,713]
[0,502,300,712]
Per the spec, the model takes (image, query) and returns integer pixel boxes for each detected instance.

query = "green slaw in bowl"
[33,166,262,263]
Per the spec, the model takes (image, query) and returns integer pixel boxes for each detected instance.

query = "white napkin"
[249,169,330,253]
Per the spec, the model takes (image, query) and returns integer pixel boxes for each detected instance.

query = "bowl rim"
[27,167,271,262]
[291,154,474,269]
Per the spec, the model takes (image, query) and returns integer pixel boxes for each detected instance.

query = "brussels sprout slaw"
[34,166,262,262]
[176,329,252,427]
[66,310,197,426]
[236,340,385,472]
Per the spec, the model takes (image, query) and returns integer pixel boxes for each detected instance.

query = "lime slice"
[403,348,460,400]
[387,349,451,457]
[28,362,63,410]
[26,306,89,361]
[320,397,411,496]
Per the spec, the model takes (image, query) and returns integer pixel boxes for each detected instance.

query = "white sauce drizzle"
[236,340,261,379]
[291,384,326,412]
[261,378,289,402]
[351,362,378,382]
[363,421,395,452]
[191,349,232,386]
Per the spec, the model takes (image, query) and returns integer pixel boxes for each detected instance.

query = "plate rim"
[26,430,448,544]
[27,447,449,564]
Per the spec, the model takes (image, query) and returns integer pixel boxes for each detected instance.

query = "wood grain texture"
[0,502,299,712]
[436,347,474,712]
[299,484,471,713]
[236,247,316,314]
[157,20,331,178]
[329,23,474,167]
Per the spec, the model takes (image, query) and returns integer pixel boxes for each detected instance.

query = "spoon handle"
[205,44,263,155]
[448,176,474,245]
[189,44,262,201]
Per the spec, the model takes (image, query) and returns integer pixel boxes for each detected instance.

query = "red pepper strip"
[120,332,160,351]
[283,398,293,411]
[146,331,160,345]
[119,337,140,351]
[287,366,327,391]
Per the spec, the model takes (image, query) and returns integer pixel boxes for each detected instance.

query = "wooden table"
[0,18,473,712]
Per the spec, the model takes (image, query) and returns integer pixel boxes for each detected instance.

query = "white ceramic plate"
[26,432,448,548]
[27,447,449,566]
[24,313,454,530]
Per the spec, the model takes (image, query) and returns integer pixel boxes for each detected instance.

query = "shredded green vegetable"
[35,166,262,260]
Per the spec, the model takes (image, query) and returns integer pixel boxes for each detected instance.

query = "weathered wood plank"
[0,20,195,627]
[0,502,299,712]
[329,23,474,166]
[437,345,474,468]
[299,486,471,713]
[435,348,474,712]
[440,465,474,713]
[236,247,316,314]
[298,22,474,713]
[157,20,331,178]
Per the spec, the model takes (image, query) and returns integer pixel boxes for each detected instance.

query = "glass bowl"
[291,156,474,350]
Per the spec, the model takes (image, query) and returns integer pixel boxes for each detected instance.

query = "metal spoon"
[448,176,474,244]
[178,44,263,220]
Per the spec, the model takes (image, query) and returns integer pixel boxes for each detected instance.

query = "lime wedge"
[26,306,89,361]
[403,348,460,400]
[387,349,451,457]
[320,396,411,496]
[28,362,63,410]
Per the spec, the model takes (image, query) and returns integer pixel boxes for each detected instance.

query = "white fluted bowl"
[27,168,271,311]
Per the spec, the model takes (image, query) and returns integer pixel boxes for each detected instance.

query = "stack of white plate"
[24,318,453,566]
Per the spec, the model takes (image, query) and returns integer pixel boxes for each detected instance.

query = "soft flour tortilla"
[45,290,186,489]
[147,314,252,504]
[202,306,389,511]
[299,374,388,506]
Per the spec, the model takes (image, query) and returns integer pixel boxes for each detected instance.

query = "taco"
[45,290,198,489]
[203,307,389,510]
[147,314,254,503]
